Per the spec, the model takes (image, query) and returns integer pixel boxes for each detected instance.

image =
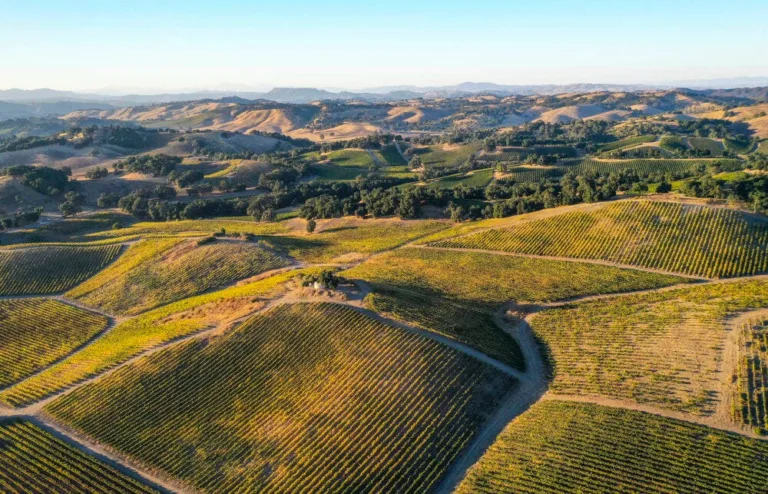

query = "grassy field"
[0,268,319,407]
[0,244,122,295]
[757,139,768,154]
[47,303,516,493]
[430,168,494,189]
[0,419,158,493]
[376,144,407,165]
[265,219,448,263]
[433,199,768,278]
[733,317,768,434]
[457,401,768,494]
[531,278,768,415]
[417,142,482,168]
[0,299,107,388]
[311,148,375,168]
[309,163,369,181]
[70,238,290,315]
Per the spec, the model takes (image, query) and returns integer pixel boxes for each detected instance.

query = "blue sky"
[1,0,767,92]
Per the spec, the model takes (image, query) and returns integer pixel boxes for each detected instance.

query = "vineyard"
[431,168,494,189]
[0,419,158,493]
[0,299,107,388]
[0,244,122,295]
[85,218,289,240]
[0,268,316,407]
[732,317,768,435]
[343,247,685,306]
[264,219,448,263]
[70,238,290,315]
[503,166,560,183]
[660,135,688,153]
[559,157,743,176]
[365,285,525,370]
[479,145,578,162]
[456,401,768,494]
[597,135,657,152]
[688,137,725,156]
[417,142,482,168]
[375,144,407,166]
[432,199,768,278]
[530,278,768,415]
[47,303,517,493]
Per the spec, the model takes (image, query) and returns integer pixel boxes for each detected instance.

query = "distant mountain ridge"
[2,76,768,107]
[2,80,768,122]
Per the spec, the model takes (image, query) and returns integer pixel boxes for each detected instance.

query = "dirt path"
[435,310,548,493]
[366,149,384,168]
[393,140,408,163]
[541,393,767,440]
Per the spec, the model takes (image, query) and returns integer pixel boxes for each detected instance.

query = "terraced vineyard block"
[47,303,517,493]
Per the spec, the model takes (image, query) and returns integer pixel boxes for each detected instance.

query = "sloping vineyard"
[456,401,768,494]
[71,239,290,315]
[433,199,768,278]
[47,303,516,493]
[0,244,122,295]
[504,166,561,183]
[0,419,157,493]
[0,268,317,407]
[0,299,108,388]
[343,247,685,306]
[365,285,525,370]
[732,317,768,435]
[530,278,768,415]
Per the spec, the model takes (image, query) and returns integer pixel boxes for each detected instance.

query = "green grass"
[457,400,768,494]
[757,140,768,154]
[311,148,375,168]
[417,142,482,168]
[47,303,516,494]
[430,168,494,189]
[309,163,370,181]
[0,268,320,407]
[0,299,107,388]
[597,135,657,152]
[0,418,158,493]
[432,199,768,278]
[376,144,407,165]
[531,278,768,415]
[0,244,122,295]
[70,238,290,315]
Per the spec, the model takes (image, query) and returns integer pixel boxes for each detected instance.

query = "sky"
[2,0,767,93]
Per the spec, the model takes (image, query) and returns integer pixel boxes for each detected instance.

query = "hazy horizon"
[2,0,767,92]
